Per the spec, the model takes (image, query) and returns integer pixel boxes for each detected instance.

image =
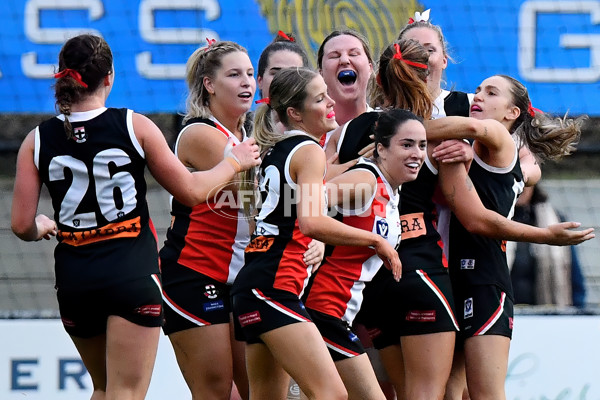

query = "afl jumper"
[232,132,321,342]
[304,158,401,360]
[358,155,459,349]
[160,117,249,333]
[450,148,524,339]
[35,107,163,336]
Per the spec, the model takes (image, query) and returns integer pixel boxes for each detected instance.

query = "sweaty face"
[293,75,337,138]
[319,34,373,105]
[401,26,447,97]
[470,76,518,123]
[206,51,256,115]
[258,50,305,98]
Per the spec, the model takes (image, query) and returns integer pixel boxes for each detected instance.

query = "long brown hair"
[54,34,113,138]
[498,74,585,161]
[371,39,433,120]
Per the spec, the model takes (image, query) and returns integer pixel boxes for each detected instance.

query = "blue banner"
[0,0,598,115]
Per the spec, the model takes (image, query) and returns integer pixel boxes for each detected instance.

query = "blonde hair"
[242,67,319,216]
[253,67,319,152]
[183,41,248,126]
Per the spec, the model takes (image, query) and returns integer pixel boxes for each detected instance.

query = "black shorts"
[232,287,312,344]
[307,308,364,361]
[358,267,459,350]
[57,274,164,338]
[454,284,514,342]
[161,260,231,335]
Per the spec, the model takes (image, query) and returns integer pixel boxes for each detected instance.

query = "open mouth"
[470,104,482,113]
[238,92,252,99]
[337,70,357,86]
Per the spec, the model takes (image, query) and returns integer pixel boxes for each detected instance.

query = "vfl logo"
[461,259,475,270]
[464,297,473,319]
[376,218,389,238]
[73,126,87,143]
[204,284,218,299]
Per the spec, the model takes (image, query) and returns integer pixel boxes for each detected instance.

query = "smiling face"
[204,51,256,115]
[470,75,520,127]
[376,119,427,188]
[319,34,373,106]
[401,26,447,97]
[258,50,305,98]
[289,75,337,138]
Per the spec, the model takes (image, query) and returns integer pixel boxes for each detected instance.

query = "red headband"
[277,31,294,42]
[527,101,542,117]
[54,68,88,88]
[393,43,428,69]
[255,97,270,105]
[204,37,216,51]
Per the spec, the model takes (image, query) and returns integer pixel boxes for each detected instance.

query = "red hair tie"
[54,68,88,88]
[527,101,542,117]
[277,30,295,42]
[255,97,270,105]
[204,37,216,51]
[393,43,428,69]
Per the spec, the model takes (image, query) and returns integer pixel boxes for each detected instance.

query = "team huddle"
[11,9,595,400]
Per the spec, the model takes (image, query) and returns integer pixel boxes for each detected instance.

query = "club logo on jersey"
[464,297,474,319]
[376,218,389,238]
[204,284,218,299]
[461,259,476,270]
[73,126,87,143]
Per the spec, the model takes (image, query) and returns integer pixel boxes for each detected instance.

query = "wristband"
[225,156,242,173]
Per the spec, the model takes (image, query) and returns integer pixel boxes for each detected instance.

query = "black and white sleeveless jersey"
[232,132,322,297]
[253,132,322,239]
[398,155,445,272]
[448,148,524,295]
[35,107,158,289]
[432,90,473,119]
[336,111,380,164]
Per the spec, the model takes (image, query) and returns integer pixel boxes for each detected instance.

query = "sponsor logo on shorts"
[406,310,436,322]
[135,304,162,317]
[464,298,474,319]
[203,300,225,312]
[509,317,514,330]
[461,259,475,270]
[61,317,76,328]
[245,236,274,252]
[366,327,381,339]
[348,332,359,342]
[239,311,262,327]
[204,284,219,299]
